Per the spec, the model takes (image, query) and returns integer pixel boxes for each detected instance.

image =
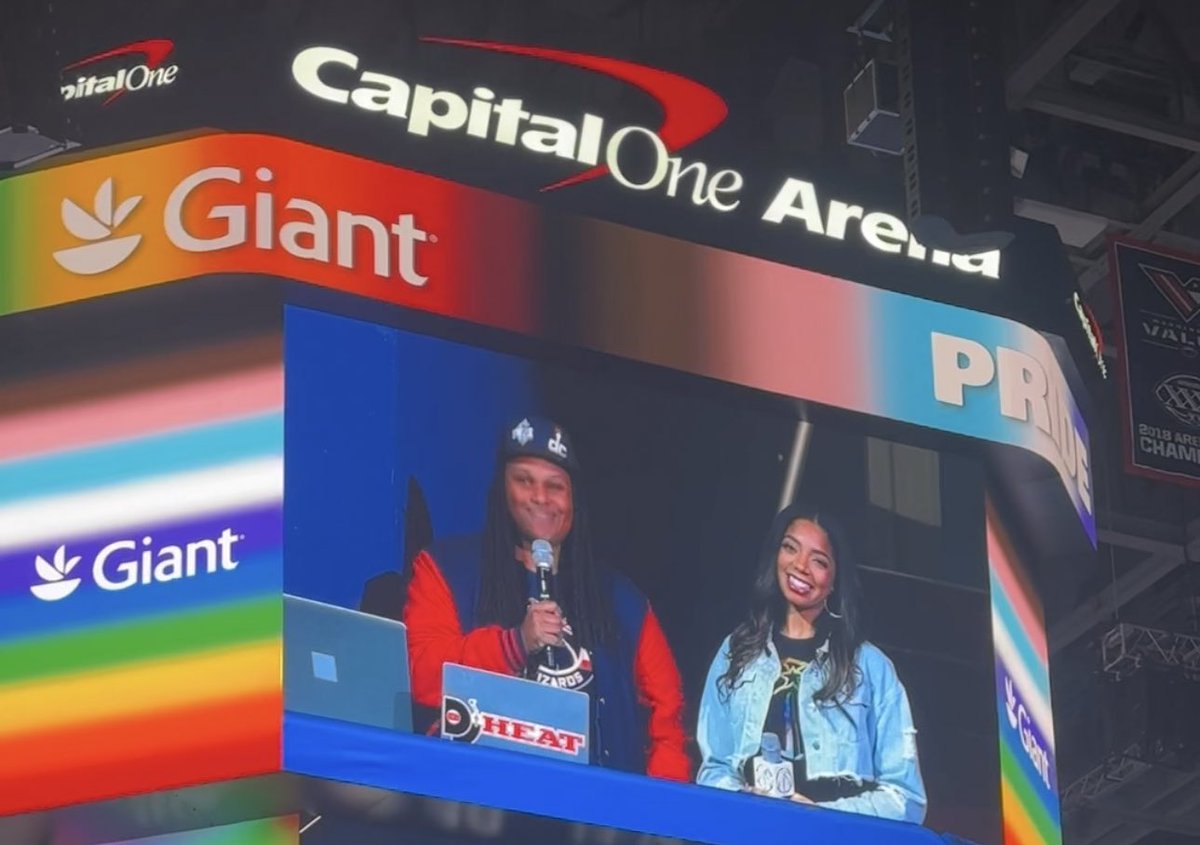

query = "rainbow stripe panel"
[96,816,297,845]
[987,501,1061,845]
[0,132,1093,544]
[0,339,284,815]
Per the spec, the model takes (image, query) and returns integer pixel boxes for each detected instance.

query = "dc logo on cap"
[547,429,568,459]
[512,418,535,446]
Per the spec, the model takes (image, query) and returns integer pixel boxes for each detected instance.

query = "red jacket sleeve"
[634,606,692,782]
[403,551,526,708]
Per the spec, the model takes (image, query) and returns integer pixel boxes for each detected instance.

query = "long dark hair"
[719,501,865,704]
[474,463,617,647]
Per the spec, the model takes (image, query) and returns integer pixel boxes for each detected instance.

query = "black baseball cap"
[500,415,580,475]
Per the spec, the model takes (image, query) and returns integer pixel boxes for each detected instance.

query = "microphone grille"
[531,539,554,570]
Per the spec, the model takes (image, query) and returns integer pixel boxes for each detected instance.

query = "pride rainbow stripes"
[0,338,284,815]
[0,132,1093,545]
[96,816,297,845]
[987,501,1061,845]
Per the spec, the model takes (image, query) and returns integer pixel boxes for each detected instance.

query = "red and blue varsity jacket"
[403,534,691,781]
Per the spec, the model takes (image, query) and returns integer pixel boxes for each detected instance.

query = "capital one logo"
[53,178,144,274]
[292,40,727,193]
[50,169,433,286]
[30,529,242,602]
[61,39,179,106]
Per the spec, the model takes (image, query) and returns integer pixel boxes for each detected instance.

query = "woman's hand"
[745,786,814,805]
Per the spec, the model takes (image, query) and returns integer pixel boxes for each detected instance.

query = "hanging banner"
[1110,238,1200,487]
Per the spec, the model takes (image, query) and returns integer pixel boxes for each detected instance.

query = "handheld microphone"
[753,732,795,799]
[531,539,556,670]
[532,539,554,599]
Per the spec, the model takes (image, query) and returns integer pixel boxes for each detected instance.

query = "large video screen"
[283,303,1010,844]
[0,121,1077,845]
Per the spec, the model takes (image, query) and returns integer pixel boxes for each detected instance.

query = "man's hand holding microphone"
[520,539,565,660]
[520,600,566,652]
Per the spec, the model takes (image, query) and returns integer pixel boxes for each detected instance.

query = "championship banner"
[1110,238,1200,487]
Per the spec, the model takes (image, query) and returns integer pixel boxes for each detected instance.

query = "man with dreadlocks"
[403,415,690,780]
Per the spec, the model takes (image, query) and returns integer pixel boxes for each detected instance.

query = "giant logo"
[1003,675,1053,790]
[49,168,434,286]
[53,178,144,274]
[30,529,242,602]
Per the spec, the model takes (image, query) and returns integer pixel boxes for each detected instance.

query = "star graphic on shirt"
[773,657,809,696]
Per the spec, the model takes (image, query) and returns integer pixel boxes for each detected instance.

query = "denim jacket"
[696,634,927,824]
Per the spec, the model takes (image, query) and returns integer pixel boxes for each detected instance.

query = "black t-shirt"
[523,571,595,693]
[746,630,822,786]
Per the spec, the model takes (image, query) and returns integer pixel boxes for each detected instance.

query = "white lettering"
[337,212,389,275]
[606,126,669,191]
[93,540,138,590]
[931,332,995,406]
[1017,706,1052,789]
[408,85,469,137]
[996,347,1051,434]
[292,46,356,105]
[931,332,1093,518]
[466,87,495,137]
[522,115,578,159]
[279,198,330,262]
[162,166,433,285]
[164,166,245,252]
[391,213,430,287]
[285,47,1001,280]
[60,62,178,103]
[351,71,411,117]
[577,114,605,165]
[707,168,743,212]
[125,64,150,91]
[761,178,1001,278]
[762,178,825,234]
[92,530,240,594]
[825,200,864,240]
[860,212,908,254]
[493,98,530,145]
[952,250,1001,278]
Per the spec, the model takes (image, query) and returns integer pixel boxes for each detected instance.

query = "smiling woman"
[696,501,926,823]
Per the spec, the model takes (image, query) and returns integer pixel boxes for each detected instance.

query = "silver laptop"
[283,594,413,732]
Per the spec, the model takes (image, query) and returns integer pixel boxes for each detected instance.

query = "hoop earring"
[823,597,844,620]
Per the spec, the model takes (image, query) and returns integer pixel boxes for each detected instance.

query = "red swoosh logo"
[421,37,727,192]
[63,39,175,106]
